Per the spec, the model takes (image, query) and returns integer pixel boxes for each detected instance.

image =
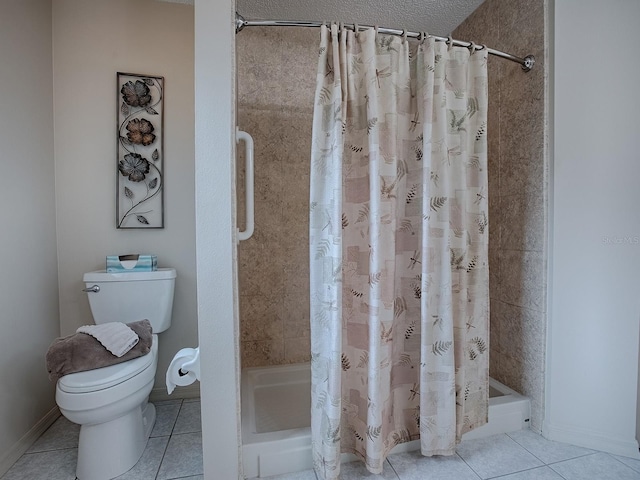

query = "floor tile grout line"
[22,444,77,456]
[169,431,204,437]
[543,451,600,466]
[454,450,484,479]
[162,472,201,480]
[593,452,640,475]
[171,399,204,436]
[506,430,608,465]
[17,446,78,458]
[167,399,184,437]
[545,462,571,480]
[152,434,172,480]
[485,463,561,479]
[385,456,401,480]
[504,431,600,467]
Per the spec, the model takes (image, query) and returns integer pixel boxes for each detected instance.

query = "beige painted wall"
[52,0,196,389]
[548,0,640,458]
[0,0,59,472]
[454,0,548,432]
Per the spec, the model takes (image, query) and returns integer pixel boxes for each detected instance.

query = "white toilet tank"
[83,268,176,333]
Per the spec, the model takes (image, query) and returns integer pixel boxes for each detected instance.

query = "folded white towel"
[77,322,140,358]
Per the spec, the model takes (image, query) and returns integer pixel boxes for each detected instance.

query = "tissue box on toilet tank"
[106,254,157,272]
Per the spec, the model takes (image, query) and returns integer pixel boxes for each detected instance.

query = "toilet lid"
[57,345,155,393]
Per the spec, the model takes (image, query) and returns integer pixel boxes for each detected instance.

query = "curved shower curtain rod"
[235,12,535,72]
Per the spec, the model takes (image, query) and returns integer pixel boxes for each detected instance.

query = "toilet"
[55,268,176,480]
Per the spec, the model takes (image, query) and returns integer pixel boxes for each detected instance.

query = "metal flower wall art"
[117,72,164,228]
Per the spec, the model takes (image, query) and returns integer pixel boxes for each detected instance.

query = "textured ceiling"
[235,0,485,36]
[157,0,486,36]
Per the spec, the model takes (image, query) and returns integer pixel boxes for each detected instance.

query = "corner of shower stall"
[241,364,312,478]
[240,362,530,478]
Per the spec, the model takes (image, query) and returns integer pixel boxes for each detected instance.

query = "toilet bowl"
[56,338,158,480]
[55,268,176,480]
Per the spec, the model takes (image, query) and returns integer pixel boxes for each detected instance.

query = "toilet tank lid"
[83,268,176,282]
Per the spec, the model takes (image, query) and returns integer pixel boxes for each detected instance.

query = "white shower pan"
[241,362,530,478]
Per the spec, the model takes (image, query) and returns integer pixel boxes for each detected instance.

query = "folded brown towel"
[46,319,153,382]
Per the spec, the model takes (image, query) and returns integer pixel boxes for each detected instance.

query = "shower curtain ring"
[468,41,477,54]
[402,29,407,43]
[447,35,454,51]
[419,32,425,44]
[354,23,359,37]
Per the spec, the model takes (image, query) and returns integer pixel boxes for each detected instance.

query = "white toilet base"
[76,401,156,480]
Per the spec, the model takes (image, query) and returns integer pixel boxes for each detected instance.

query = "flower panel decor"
[117,72,164,228]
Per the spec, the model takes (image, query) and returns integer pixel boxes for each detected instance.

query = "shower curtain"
[309,24,489,478]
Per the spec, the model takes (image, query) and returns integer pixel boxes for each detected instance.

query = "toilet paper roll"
[166,347,200,395]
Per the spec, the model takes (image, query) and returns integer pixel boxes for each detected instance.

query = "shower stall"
[235,0,546,475]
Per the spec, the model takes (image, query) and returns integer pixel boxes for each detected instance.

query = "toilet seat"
[58,347,154,394]
[58,334,157,394]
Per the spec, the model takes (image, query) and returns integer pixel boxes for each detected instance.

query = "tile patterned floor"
[1,398,203,480]
[3,399,640,480]
[267,430,640,480]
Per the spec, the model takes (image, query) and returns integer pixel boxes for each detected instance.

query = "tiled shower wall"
[454,0,548,431]
[236,27,318,367]
[236,0,548,432]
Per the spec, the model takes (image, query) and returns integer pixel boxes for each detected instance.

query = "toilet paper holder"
[179,353,200,377]
[166,347,201,394]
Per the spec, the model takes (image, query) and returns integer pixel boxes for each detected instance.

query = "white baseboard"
[150,383,200,403]
[543,420,640,459]
[0,406,61,477]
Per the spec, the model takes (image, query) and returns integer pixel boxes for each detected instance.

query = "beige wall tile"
[489,299,501,354]
[236,28,286,111]
[489,248,500,297]
[496,301,545,367]
[284,336,311,364]
[498,0,545,56]
[278,29,318,111]
[498,249,545,311]
[521,357,545,432]
[283,293,311,339]
[497,354,521,392]
[241,339,285,368]
[489,183,501,251]
[281,252,309,303]
[499,98,545,196]
[489,349,501,379]
[238,244,285,298]
[238,28,313,368]
[239,294,284,342]
[500,194,544,252]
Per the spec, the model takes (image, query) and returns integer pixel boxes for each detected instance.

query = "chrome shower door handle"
[82,285,100,293]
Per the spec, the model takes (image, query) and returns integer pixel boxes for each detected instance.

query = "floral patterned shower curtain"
[309,24,489,479]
